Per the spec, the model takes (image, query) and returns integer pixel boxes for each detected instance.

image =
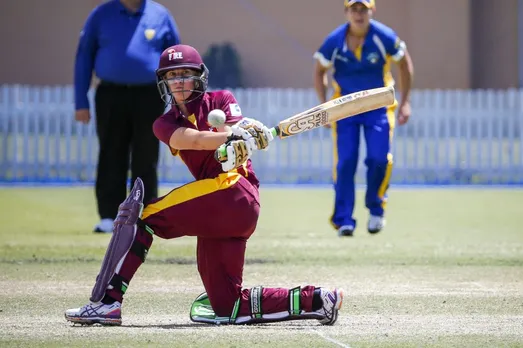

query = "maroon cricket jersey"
[153,90,260,188]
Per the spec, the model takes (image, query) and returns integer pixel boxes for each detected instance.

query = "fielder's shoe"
[65,301,122,326]
[315,288,344,325]
[368,215,386,234]
[337,225,355,237]
[93,219,114,233]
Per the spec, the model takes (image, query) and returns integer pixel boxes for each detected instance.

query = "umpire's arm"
[164,12,181,47]
[74,10,99,112]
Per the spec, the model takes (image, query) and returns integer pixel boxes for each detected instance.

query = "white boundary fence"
[1,85,522,185]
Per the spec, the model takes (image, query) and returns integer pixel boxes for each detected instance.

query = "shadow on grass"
[1,257,278,265]
[123,323,316,330]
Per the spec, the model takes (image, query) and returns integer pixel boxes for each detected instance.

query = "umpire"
[74,0,181,233]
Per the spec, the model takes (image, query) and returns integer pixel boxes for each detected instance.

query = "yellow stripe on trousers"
[377,107,396,209]
[142,172,242,219]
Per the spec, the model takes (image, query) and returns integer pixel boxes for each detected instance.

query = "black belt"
[99,80,156,88]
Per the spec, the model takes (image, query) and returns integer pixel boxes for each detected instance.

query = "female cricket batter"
[65,44,343,326]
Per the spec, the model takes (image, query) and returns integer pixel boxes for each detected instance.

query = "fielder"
[65,44,344,326]
[313,0,414,236]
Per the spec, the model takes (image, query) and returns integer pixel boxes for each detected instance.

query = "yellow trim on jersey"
[228,162,249,178]
[331,80,342,99]
[188,114,197,128]
[383,56,394,88]
[354,45,362,61]
[169,148,179,157]
[142,172,242,219]
[383,54,397,132]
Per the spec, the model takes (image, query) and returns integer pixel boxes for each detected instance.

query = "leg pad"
[90,178,145,302]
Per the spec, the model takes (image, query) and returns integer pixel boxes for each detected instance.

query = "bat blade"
[276,86,395,138]
[215,86,395,161]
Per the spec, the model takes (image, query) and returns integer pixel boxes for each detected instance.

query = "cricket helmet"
[156,44,209,105]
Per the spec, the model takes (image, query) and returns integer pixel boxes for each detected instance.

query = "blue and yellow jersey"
[313,19,405,111]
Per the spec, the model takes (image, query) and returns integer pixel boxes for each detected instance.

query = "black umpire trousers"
[94,81,165,220]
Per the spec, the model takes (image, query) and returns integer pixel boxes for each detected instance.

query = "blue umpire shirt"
[74,0,181,110]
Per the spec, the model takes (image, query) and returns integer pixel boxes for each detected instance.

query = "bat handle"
[215,127,279,161]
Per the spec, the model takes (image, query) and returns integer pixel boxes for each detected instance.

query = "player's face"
[164,68,199,102]
[345,3,372,32]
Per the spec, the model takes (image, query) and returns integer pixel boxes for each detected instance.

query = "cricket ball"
[208,109,226,127]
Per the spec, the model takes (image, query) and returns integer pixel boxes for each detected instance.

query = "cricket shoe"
[65,301,122,326]
[93,219,114,234]
[315,288,344,325]
[337,225,355,237]
[367,215,386,234]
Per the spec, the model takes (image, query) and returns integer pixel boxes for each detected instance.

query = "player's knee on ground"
[190,286,327,325]
[206,288,241,317]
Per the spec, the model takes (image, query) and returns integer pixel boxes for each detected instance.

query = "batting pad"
[189,289,324,325]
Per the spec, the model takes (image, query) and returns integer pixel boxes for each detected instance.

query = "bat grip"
[216,127,278,160]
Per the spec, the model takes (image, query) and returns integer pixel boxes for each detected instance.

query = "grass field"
[0,186,522,347]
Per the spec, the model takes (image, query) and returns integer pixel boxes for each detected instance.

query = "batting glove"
[218,137,257,172]
[231,118,274,151]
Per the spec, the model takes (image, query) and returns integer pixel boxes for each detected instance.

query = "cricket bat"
[216,86,395,159]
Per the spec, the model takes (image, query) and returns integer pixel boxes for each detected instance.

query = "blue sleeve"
[313,33,337,67]
[74,9,99,110]
[163,13,181,48]
[380,27,405,60]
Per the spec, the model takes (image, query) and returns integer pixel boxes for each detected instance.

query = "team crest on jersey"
[144,29,156,41]
[366,52,380,64]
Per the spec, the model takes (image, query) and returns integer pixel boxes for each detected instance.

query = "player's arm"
[313,60,330,104]
[74,9,99,111]
[163,11,181,48]
[169,127,233,151]
[153,115,233,152]
[395,47,414,109]
[312,36,335,104]
[385,34,414,111]
[313,35,336,130]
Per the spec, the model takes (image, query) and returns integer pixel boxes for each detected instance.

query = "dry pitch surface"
[0,186,522,347]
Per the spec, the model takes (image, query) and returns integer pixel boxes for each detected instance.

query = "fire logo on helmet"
[168,49,183,61]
